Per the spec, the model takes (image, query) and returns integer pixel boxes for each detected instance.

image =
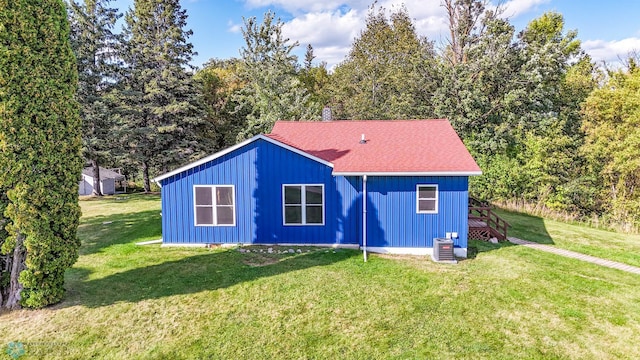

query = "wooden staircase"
[468,198,510,241]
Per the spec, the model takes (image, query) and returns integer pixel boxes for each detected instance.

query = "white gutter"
[362,174,367,262]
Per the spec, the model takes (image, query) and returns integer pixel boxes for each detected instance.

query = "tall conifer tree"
[68,0,122,196]
[0,0,83,309]
[120,0,206,191]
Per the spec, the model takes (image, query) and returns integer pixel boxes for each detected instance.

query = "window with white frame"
[194,185,235,226]
[283,184,324,225]
[417,184,438,214]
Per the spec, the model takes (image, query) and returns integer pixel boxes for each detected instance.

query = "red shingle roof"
[268,119,481,175]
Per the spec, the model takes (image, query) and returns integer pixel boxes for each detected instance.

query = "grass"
[496,208,640,267]
[1,194,639,359]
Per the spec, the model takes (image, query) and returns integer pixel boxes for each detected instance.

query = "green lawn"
[1,194,639,359]
[496,208,640,267]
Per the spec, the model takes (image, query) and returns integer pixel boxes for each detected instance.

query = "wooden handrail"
[469,197,489,208]
[468,205,510,240]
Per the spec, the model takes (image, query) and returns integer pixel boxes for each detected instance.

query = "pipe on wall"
[362,174,367,262]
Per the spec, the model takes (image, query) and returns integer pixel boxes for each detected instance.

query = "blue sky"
[112,0,640,69]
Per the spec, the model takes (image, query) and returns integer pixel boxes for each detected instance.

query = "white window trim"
[416,184,438,214]
[282,184,325,226]
[193,185,236,227]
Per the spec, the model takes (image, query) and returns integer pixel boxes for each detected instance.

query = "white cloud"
[314,45,355,69]
[282,9,364,69]
[583,38,640,64]
[243,0,632,69]
[384,0,449,38]
[500,0,550,18]
[243,0,370,14]
[227,20,242,33]
[283,9,364,48]
[278,0,450,68]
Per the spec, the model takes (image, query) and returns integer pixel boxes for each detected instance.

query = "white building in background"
[79,167,126,195]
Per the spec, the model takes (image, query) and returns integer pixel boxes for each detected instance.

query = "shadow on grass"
[466,239,515,259]
[494,208,555,245]
[466,208,555,258]
[65,248,359,308]
[77,209,161,255]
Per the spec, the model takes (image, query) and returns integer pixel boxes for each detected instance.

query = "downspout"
[362,174,367,262]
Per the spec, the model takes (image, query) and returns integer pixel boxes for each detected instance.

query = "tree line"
[61,0,640,232]
[198,3,639,232]
[1,0,638,310]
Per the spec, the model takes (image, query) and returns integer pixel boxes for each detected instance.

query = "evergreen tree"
[303,44,314,70]
[68,0,122,196]
[120,0,207,192]
[0,0,83,309]
[235,11,317,140]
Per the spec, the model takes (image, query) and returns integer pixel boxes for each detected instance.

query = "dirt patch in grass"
[242,254,280,267]
[238,245,339,266]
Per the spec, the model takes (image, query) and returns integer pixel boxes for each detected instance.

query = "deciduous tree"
[235,11,317,140]
[330,5,438,120]
[195,58,249,151]
[582,66,640,229]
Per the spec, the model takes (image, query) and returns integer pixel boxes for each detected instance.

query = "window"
[283,184,324,225]
[417,185,438,214]
[194,185,235,226]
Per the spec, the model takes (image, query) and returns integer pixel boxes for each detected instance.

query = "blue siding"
[160,142,259,244]
[365,176,469,250]
[159,139,469,251]
[160,139,359,245]
[336,176,361,245]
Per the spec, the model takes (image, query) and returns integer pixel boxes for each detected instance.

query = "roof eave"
[331,171,483,176]
[152,135,334,184]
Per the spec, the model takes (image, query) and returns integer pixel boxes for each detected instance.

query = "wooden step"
[468,198,509,241]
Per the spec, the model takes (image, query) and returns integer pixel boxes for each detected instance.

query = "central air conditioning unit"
[432,238,457,263]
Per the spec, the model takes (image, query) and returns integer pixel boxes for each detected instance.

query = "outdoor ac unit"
[432,238,456,263]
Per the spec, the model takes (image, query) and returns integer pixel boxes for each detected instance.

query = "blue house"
[153,120,481,258]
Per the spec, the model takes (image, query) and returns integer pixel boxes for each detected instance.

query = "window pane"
[419,186,436,199]
[216,206,234,225]
[216,186,233,205]
[285,205,302,224]
[195,207,213,225]
[306,186,323,205]
[306,205,323,224]
[419,199,436,212]
[284,186,301,204]
[195,187,212,205]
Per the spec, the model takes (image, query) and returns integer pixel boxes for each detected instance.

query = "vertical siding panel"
[186,168,193,243]
[335,176,360,245]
